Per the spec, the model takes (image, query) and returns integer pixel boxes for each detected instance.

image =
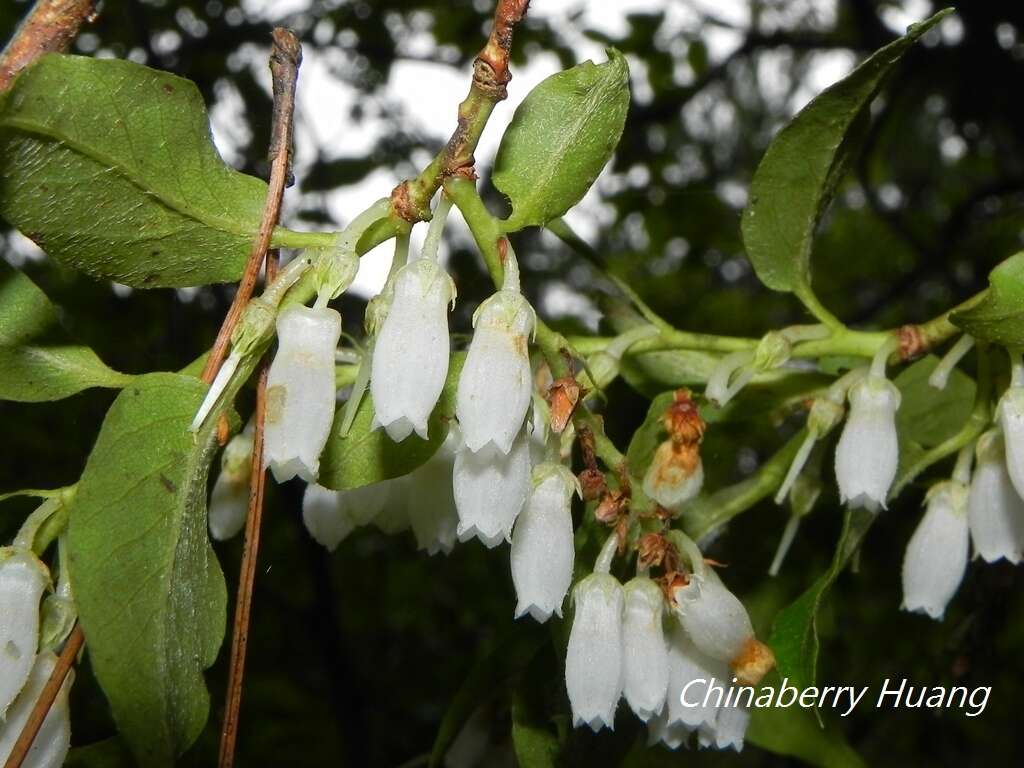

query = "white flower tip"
[574,713,616,732]
[515,602,557,622]
[456,523,506,548]
[267,456,318,484]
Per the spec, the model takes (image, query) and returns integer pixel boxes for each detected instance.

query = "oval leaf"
[318,352,465,490]
[0,54,267,287]
[950,251,1024,347]
[0,259,58,345]
[0,345,133,401]
[493,49,629,230]
[68,373,227,766]
[741,10,951,295]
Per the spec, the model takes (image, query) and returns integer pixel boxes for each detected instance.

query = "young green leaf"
[68,373,227,766]
[492,50,630,231]
[0,345,133,401]
[317,352,465,491]
[741,10,951,301]
[0,259,58,345]
[768,506,875,697]
[950,251,1024,348]
[0,55,274,287]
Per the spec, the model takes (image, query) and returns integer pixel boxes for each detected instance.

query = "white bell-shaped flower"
[453,428,531,547]
[370,258,454,442]
[302,481,392,551]
[208,429,254,541]
[0,650,73,768]
[697,694,749,752]
[372,475,412,535]
[263,305,342,483]
[0,549,49,717]
[642,439,704,511]
[834,374,901,510]
[902,480,969,620]
[510,464,577,621]
[672,568,753,668]
[406,427,461,555]
[565,572,625,731]
[456,290,535,454]
[646,707,692,750]
[998,386,1024,500]
[968,431,1024,564]
[664,623,726,731]
[622,577,669,722]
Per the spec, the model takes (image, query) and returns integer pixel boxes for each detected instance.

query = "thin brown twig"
[216,28,301,768]
[199,29,302,387]
[2,624,84,768]
[0,0,97,91]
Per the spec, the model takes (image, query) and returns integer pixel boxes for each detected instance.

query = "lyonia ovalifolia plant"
[0,3,1020,766]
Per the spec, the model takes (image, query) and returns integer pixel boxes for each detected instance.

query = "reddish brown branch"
[476,0,529,96]
[216,28,300,768]
[0,0,97,92]
[2,624,84,768]
[200,28,302,387]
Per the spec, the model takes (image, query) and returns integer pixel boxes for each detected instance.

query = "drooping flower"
[902,480,969,620]
[0,548,49,718]
[371,475,412,535]
[565,572,625,731]
[263,305,342,483]
[998,385,1024,500]
[621,577,669,722]
[208,428,254,541]
[510,464,578,621]
[673,568,774,685]
[0,650,73,767]
[643,439,703,510]
[370,258,455,442]
[406,427,461,555]
[664,623,725,731]
[302,480,393,552]
[968,430,1024,564]
[834,374,901,510]
[697,693,749,752]
[453,428,531,547]
[456,289,535,454]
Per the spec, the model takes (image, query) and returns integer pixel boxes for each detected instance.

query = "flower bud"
[643,439,703,511]
[263,305,342,483]
[510,464,578,621]
[370,258,455,442]
[968,431,1024,564]
[999,386,1024,499]
[0,548,49,717]
[208,429,254,541]
[565,573,625,731]
[664,623,726,730]
[454,429,531,547]
[673,569,773,684]
[457,290,535,454]
[834,374,901,510]
[407,428,461,555]
[622,577,669,721]
[902,480,969,620]
[0,650,73,767]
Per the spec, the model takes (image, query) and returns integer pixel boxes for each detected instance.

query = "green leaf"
[493,49,630,231]
[0,259,58,345]
[0,345,132,401]
[0,54,269,287]
[893,355,974,447]
[741,10,951,298]
[511,689,560,768]
[951,251,1024,348]
[318,352,465,491]
[768,506,875,695]
[747,676,867,768]
[68,373,227,766]
[65,737,135,768]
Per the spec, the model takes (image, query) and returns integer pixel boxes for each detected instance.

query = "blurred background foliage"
[2,0,1024,765]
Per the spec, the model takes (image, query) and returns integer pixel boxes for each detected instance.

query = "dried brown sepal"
[898,324,925,361]
[546,376,581,433]
[658,570,689,604]
[637,532,668,570]
[594,488,628,524]
[578,467,606,501]
[663,388,705,444]
[731,637,777,686]
[614,516,629,553]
